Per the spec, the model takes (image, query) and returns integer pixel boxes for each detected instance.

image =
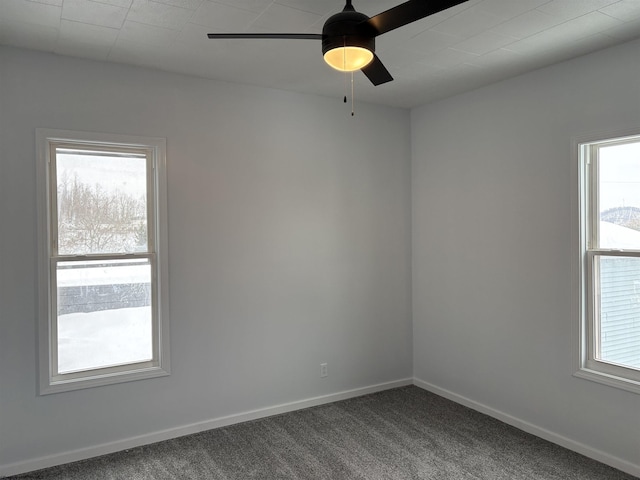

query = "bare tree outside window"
[57,171,147,255]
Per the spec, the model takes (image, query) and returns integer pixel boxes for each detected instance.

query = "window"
[576,131,640,394]
[37,129,169,394]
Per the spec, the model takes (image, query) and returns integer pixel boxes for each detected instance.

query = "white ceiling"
[1,0,639,108]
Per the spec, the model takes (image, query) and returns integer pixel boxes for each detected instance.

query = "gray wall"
[412,39,640,472]
[0,47,412,470]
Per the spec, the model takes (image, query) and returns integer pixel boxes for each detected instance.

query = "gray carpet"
[9,386,637,479]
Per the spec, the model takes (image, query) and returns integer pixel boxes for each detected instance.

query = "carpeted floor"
[9,386,637,479]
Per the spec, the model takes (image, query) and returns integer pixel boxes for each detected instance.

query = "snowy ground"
[57,306,152,373]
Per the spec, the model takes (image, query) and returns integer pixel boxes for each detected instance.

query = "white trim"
[413,378,640,479]
[0,378,412,477]
[40,365,170,396]
[571,127,640,395]
[36,129,53,397]
[574,366,640,395]
[570,134,584,384]
[35,128,170,395]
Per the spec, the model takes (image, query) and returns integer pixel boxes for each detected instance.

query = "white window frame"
[574,128,640,395]
[36,129,170,395]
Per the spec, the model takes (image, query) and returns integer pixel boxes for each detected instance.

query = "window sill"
[40,365,170,395]
[574,367,640,395]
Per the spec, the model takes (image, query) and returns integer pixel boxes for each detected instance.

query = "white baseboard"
[413,377,640,479]
[0,378,412,478]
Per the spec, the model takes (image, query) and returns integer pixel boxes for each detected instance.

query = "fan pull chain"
[338,36,354,116]
[351,71,355,116]
[344,72,348,103]
[343,37,348,104]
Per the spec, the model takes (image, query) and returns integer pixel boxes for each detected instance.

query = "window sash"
[587,138,640,251]
[48,142,156,257]
[585,251,640,384]
[49,253,160,382]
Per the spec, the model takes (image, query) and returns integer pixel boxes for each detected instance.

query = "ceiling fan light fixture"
[207,0,470,86]
[323,46,374,72]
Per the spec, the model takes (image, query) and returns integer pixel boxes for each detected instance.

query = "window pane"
[56,258,153,374]
[597,255,640,370]
[56,148,148,255]
[599,142,640,249]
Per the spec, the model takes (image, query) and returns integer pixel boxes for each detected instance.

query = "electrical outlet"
[320,363,328,378]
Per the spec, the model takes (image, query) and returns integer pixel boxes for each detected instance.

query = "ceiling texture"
[1,0,639,108]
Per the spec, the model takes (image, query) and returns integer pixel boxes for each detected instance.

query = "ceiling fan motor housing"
[321,9,375,56]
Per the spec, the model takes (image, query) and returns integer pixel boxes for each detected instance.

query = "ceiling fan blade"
[365,0,469,36]
[361,54,393,86]
[207,33,322,40]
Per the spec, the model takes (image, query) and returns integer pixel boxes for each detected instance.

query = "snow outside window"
[37,130,170,394]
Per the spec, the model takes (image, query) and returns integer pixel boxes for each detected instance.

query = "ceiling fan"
[207,0,469,86]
